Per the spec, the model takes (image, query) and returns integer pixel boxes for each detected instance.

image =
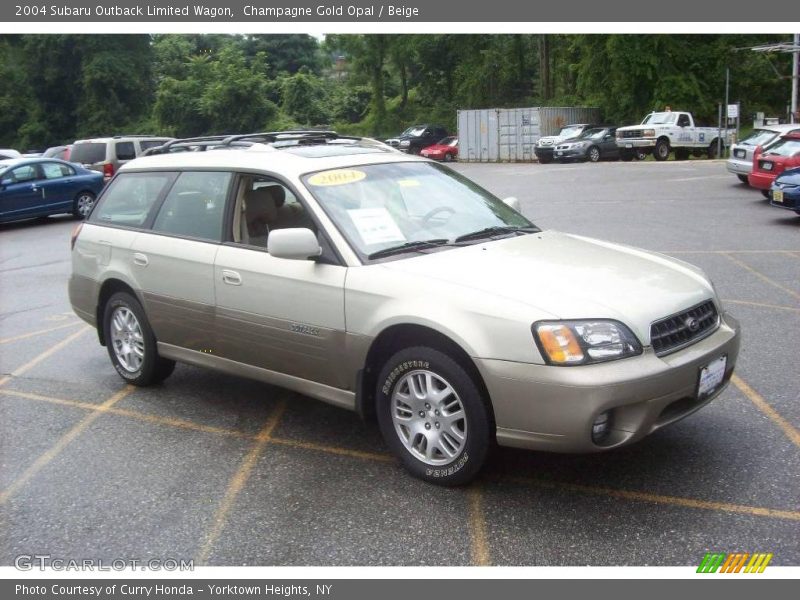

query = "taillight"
[103,163,114,180]
[70,223,83,250]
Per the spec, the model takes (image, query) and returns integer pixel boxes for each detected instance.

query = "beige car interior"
[234,176,315,247]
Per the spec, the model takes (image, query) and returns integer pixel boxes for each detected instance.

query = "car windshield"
[642,112,677,125]
[70,143,106,164]
[739,129,778,147]
[558,126,584,138]
[763,139,800,157]
[303,162,536,260]
[579,128,606,139]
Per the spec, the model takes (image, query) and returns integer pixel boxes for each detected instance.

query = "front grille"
[650,300,719,355]
[619,130,644,139]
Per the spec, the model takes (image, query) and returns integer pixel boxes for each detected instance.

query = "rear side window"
[152,171,231,241]
[92,172,175,227]
[41,162,74,179]
[139,140,166,151]
[71,143,106,165]
[115,142,136,161]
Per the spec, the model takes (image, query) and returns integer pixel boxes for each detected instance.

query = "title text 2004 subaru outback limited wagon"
[69,131,741,485]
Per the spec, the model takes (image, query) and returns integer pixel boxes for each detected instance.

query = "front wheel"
[376,347,492,486]
[654,139,670,161]
[103,292,175,386]
[72,191,96,219]
[443,153,454,162]
[587,146,601,162]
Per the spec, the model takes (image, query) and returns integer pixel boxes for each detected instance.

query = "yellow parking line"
[195,397,288,565]
[269,436,392,463]
[0,389,251,440]
[732,374,800,449]
[0,321,82,345]
[0,385,134,505]
[501,476,800,522]
[0,327,89,387]
[468,484,491,566]
[721,299,800,313]
[723,253,800,302]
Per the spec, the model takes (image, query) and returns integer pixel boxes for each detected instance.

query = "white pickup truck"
[615,111,734,161]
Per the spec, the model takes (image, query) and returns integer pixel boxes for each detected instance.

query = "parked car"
[420,136,458,161]
[554,126,619,162]
[727,124,800,184]
[42,145,73,161]
[385,124,449,154]
[769,166,800,215]
[748,131,800,198]
[0,157,104,223]
[69,130,740,486]
[616,111,734,161]
[534,123,594,163]
[71,135,173,183]
[0,148,21,160]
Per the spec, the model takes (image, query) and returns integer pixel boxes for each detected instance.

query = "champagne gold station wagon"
[69,131,741,485]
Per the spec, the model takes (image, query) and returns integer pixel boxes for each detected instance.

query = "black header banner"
[2,0,799,23]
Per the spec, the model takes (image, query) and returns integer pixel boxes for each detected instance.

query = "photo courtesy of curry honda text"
[68,131,741,485]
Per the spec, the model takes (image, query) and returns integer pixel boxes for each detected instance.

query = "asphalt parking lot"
[1,159,798,567]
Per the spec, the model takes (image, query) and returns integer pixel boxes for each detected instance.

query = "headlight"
[642,129,655,137]
[532,320,642,365]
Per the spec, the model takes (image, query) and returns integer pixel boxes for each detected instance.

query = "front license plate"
[625,143,633,148]
[697,355,727,399]
[556,151,563,156]
[773,189,784,203]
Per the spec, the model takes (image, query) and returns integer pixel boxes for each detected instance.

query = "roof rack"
[112,134,169,139]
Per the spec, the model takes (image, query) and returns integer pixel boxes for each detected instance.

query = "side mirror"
[267,228,322,261]
[502,196,521,212]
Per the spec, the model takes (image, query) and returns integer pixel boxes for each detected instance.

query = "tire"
[761,189,770,199]
[737,174,749,184]
[619,150,635,162]
[587,146,601,163]
[103,292,175,386]
[675,148,690,161]
[654,139,671,161]
[443,153,454,162]
[376,346,492,486]
[72,191,96,219]
[635,149,648,161]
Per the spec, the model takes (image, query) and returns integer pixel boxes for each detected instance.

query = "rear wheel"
[376,346,491,486]
[103,292,175,386]
[619,150,635,162]
[587,146,601,162]
[737,174,749,184]
[635,149,648,161]
[72,191,96,219]
[654,139,671,161]
[707,142,720,159]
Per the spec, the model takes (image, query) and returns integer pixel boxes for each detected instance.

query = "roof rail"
[112,134,169,139]
[219,130,347,146]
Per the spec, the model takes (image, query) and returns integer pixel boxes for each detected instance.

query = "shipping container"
[458,106,601,162]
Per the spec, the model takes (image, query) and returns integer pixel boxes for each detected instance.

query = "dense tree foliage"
[0,33,794,150]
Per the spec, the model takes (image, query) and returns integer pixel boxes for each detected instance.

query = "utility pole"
[724,67,730,157]
[792,32,799,123]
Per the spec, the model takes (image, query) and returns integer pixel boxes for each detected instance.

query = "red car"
[748,131,800,198]
[420,136,458,162]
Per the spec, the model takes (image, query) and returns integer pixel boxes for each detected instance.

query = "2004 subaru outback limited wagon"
[69,131,741,485]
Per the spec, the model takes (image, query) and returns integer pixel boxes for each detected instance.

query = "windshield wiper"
[367,239,450,260]
[454,225,538,244]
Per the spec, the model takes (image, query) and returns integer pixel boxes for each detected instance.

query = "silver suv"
[69,131,741,485]
[70,135,174,183]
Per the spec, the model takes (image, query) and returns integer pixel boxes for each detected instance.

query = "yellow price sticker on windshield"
[307,169,366,187]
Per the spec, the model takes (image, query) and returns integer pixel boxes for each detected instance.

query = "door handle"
[221,269,242,286]
[132,252,149,266]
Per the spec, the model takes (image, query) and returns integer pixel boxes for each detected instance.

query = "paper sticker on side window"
[307,169,366,187]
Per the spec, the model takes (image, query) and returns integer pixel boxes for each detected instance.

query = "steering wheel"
[421,206,456,225]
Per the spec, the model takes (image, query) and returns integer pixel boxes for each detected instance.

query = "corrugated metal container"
[457,106,601,162]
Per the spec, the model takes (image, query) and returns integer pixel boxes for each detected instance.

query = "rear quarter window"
[91,172,176,228]
[115,142,136,161]
[70,143,107,165]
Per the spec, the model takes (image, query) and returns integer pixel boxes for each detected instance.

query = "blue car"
[0,158,104,223]
[770,166,800,216]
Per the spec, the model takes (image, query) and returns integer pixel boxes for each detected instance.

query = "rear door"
[37,161,78,213]
[130,170,233,353]
[213,175,348,389]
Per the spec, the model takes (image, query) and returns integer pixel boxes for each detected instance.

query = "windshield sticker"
[307,169,366,187]
[398,179,420,187]
[347,207,407,245]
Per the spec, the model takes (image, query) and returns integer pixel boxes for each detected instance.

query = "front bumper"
[616,138,656,149]
[770,186,800,210]
[477,312,740,453]
[553,147,587,160]
[534,147,555,159]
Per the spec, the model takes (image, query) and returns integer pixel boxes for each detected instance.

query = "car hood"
[776,166,800,185]
[379,231,715,344]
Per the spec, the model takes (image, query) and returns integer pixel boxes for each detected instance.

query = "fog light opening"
[592,410,614,444]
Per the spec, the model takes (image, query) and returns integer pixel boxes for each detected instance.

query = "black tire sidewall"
[103,291,162,386]
[376,346,491,486]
